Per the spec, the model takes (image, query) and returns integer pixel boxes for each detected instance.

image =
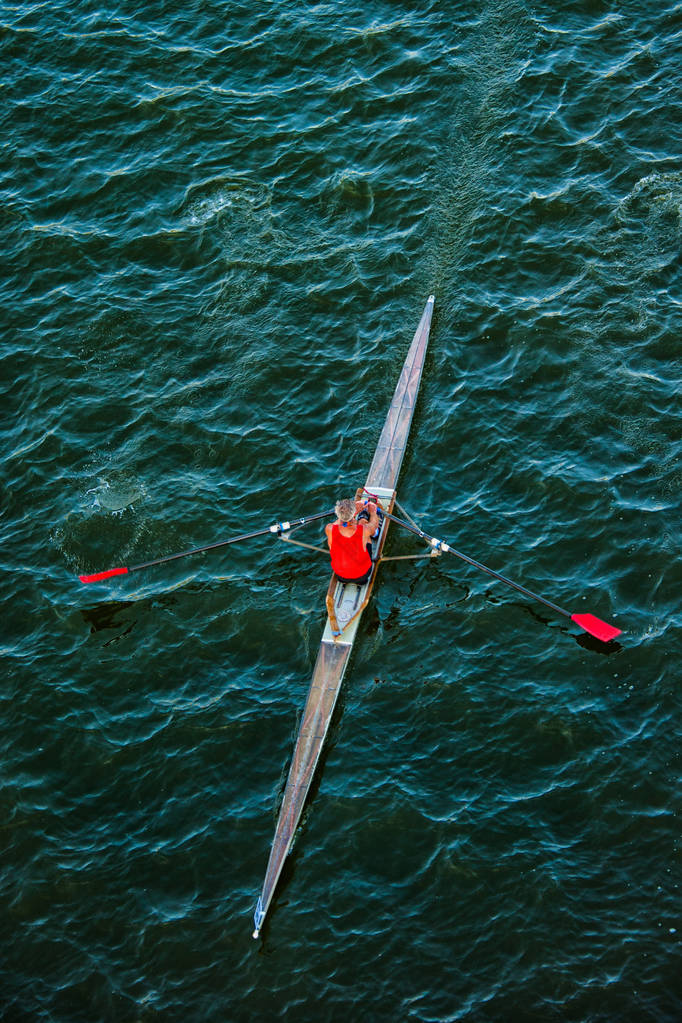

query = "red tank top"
[330,523,372,579]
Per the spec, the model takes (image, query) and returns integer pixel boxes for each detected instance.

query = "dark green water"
[3,1,681,1019]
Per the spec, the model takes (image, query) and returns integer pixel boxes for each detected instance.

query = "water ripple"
[3,0,681,1019]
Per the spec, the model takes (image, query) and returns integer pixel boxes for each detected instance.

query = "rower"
[325,497,380,585]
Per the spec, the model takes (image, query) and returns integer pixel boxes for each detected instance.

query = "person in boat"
[325,497,381,585]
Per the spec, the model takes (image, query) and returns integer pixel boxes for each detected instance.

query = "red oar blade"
[79,567,129,584]
[571,613,621,643]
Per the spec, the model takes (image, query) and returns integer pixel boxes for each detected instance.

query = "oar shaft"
[128,531,267,574]
[128,508,334,574]
[383,511,572,619]
[80,508,334,583]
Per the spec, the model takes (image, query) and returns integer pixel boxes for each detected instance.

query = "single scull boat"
[74,292,620,936]
[252,295,435,938]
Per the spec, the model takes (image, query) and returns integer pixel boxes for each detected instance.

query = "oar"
[78,508,334,584]
[383,510,622,643]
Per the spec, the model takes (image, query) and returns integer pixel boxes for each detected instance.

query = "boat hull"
[253,296,434,937]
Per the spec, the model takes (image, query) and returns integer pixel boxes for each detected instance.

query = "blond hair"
[334,498,356,523]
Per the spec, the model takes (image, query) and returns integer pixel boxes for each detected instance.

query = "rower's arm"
[356,500,379,535]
